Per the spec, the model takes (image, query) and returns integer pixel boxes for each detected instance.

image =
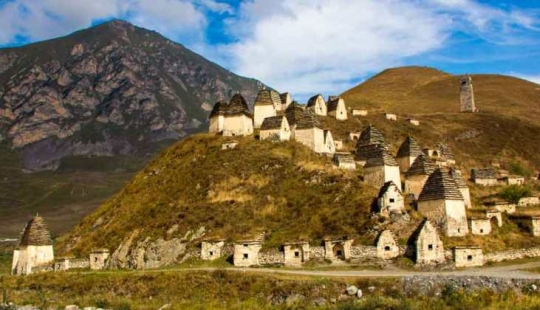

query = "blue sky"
[0,0,539,101]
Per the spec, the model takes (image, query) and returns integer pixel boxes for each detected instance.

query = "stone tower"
[12,215,54,275]
[460,75,477,112]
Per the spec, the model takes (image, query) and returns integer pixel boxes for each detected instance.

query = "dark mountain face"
[0,20,261,171]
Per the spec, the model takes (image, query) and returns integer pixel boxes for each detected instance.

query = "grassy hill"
[334,66,540,171]
[58,135,378,255]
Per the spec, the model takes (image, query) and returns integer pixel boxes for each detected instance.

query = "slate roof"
[357,125,386,147]
[285,102,322,129]
[326,96,343,113]
[438,143,455,160]
[397,136,423,158]
[418,168,464,202]
[254,89,282,106]
[280,92,291,104]
[260,116,284,130]
[405,155,436,177]
[363,145,399,168]
[306,94,325,108]
[209,94,252,118]
[334,153,355,164]
[449,168,467,188]
[378,181,401,198]
[19,215,52,246]
[471,168,497,180]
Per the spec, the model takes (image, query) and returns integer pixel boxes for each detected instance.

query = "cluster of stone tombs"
[203,221,484,269]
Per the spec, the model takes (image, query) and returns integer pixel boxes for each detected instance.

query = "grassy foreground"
[1,270,540,309]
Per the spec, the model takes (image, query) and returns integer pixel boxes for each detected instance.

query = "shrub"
[499,185,532,204]
[509,161,533,178]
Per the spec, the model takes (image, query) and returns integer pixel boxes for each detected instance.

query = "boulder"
[346,285,358,295]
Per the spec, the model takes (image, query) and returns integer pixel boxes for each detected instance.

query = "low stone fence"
[70,258,90,269]
[485,247,540,263]
[310,246,325,259]
[259,249,285,265]
[350,246,377,260]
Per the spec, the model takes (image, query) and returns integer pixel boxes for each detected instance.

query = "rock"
[313,297,327,307]
[65,306,80,310]
[330,298,337,304]
[157,304,171,310]
[83,307,97,310]
[368,286,376,292]
[285,294,305,306]
[532,284,538,291]
[346,285,358,295]
[356,289,363,298]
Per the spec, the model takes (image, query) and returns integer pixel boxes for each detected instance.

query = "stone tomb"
[283,241,310,266]
[453,246,484,267]
[485,210,503,227]
[509,216,540,237]
[469,217,491,235]
[233,240,262,267]
[376,230,400,260]
[377,181,405,217]
[324,237,353,261]
[415,220,445,265]
[89,248,110,270]
[201,240,225,261]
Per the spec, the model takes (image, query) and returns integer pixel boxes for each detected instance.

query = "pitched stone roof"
[378,181,401,198]
[326,96,343,113]
[254,89,282,106]
[285,102,322,129]
[438,143,455,160]
[19,215,52,246]
[364,145,399,168]
[397,136,423,158]
[280,92,291,103]
[306,94,325,107]
[406,155,436,177]
[418,168,464,202]
[357,125,386,147]
[209,94,252,118]
[449,168,467,188]
[334,153,355,164]
[471,168,496,180]
[260,116,284,130]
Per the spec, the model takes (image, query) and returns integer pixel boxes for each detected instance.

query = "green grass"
[2,270,540,309]
[0,144,140,238]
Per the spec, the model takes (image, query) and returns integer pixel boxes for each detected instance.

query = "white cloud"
[0,0,231,46]
[511,73,540,85]
[222,0,540,100]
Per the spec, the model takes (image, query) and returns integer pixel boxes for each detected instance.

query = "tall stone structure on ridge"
[12,215,55,275]
[460,75,477,113]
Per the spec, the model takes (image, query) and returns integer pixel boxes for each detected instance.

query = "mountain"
[0,20,263,237]
[0,20,262,171]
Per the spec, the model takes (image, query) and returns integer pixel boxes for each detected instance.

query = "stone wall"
[350,245,377,260]
[519,197,540,207]
[70,258,90,269]
[259,249,285,265]
[223,115,253,137]
[201,241,224,261]
[254,104,276,129]
[405,175,429,199]
[310,246,325,259]
[485,247,540,263]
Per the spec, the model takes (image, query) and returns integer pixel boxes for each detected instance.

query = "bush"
[509,161,533,178]
[499,185,532,204]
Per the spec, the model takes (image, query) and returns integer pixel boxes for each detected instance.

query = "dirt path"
[180,261,540,279]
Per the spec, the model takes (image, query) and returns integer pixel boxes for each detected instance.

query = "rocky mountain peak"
[0,21,262,171]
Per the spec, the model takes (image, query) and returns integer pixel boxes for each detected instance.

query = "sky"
[0,0,539,101]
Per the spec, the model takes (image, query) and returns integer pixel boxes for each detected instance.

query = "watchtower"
[460,75,477,112]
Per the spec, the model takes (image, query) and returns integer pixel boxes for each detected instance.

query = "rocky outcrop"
[0,20,261,171]
[108,227,205,269]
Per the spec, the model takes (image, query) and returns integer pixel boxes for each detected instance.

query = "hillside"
[0,20,262,237]
[342,66,540,123]
[335,66,540,171]
[58,134,378,257]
